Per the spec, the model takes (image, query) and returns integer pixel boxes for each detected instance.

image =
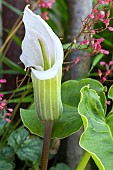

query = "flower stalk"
[41,121,53,170]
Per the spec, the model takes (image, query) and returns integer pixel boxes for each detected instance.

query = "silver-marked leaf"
[0,160,14,170]
[8,126,43,161]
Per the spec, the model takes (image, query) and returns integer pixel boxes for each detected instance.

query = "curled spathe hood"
[20,5,63,80]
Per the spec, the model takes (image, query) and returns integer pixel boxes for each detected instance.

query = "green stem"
[76,151,91,170]
[41,121,53,170]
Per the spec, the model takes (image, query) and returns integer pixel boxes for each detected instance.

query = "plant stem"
[76,151,91,170]
[41,121,53,170]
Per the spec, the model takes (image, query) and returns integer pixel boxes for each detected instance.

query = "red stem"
[41,121,53,170]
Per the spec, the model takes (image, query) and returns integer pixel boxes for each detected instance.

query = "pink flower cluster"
[0,79,13,123]
[80,1,113,56]
[98,60,113,82]
[38,0,55,20]
[38,0,55,9]
[98,0,112,4]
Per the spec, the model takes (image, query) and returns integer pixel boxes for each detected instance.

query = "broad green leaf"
[8,126,43,161]
[108,85,113,100]
[50,163,71,170]
[78,86,113,170]
[61,78,106,113]
[20,104,82,139]
[0,160,14,170]
[88,53,104,73]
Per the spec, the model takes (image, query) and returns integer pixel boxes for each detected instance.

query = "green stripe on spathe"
[31,69,63,121]
[38,38,50,71]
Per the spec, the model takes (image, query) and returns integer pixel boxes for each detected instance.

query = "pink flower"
[5,118,11,123]
[0,79,6,83]
[46,1,53,8]
[109,61,113,65]
[105,70,111,77]
[105,18,110,27]
[98,69,102,78]
[106,100,111,105]
[99,11,105,20]
[108,27,113,31]
[93,9,97,13]
[7,108,13,112]
[6,113,12,117]
[1,99,6,107]
[106,10,110,18]
[81,39,89,45]
[102,77,106,81]
[0,105,3,110]
[41,12,49,20]
[97,38,104,43]
[98,0,111,4]
[91,30,95,34]
[0,94,4,97]
[100,49,109,55]
[100,61,106,66]
[89,14,94,19]
[74,57,80,64]
[38,0,55,9]
[38,1,46,8]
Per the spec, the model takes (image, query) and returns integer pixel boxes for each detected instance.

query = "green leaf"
[20,78,106,139]
[8,95,33,103]
[78,86,113,170]
[108,85,113,100]
[2,56,25,74]
[0,160,14,170]
[0,145,15,168]
[8,126,43,161]
[61,78,106,113]
[20,104,82,139]
[50,163,71,170]
[106,112,113,137]
[88,53,104,73]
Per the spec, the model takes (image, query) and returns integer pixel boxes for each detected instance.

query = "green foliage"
[88,53,104,73]
[108,85,113,100]
[47,0,68,38]
[0,160,14,170]
[8,126,43,161]
[61,78,106,112]
[20,104,82,139]
[20,78,106,139]
[49,163,71,170]
[78,85,113,170]
[0,145,15,167]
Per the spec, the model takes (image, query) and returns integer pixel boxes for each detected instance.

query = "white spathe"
[20,5,63,121]
[20,5,63,80]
